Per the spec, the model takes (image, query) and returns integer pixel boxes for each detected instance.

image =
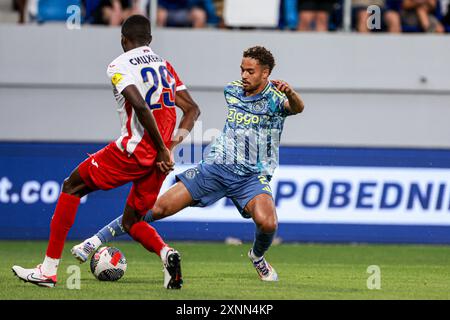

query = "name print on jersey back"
[107,46,186,166]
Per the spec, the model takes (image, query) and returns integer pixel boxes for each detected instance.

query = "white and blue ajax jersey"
[205,80,291,177]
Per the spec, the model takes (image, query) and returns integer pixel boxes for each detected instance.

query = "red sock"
[45,192,80,259]
[129,221,166,256]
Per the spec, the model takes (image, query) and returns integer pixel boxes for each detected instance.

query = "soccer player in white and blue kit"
[73,46,305,281]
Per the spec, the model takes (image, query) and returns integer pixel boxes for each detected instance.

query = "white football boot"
[12,264,57,288]
[71,240,97,263]
[248,250,279,281]
[162,248,183,289]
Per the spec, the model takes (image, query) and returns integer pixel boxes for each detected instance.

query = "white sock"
[41,256,59,276]
[86,235,102,250]
[249,249,262,262]
[160,246,171,263]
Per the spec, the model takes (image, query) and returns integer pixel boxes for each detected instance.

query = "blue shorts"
[176,163,273,219]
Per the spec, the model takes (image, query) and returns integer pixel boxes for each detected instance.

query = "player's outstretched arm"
[170,90,201,151]
[271,80,305,115]
[121,84,173,173]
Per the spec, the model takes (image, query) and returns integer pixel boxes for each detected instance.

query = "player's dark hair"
[243,46,275,74]
[121,15,152,45]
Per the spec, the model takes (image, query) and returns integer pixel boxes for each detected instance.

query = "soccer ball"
[90,246,127,281]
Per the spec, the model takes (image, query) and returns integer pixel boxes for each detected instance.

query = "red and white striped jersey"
[107,46,186,166]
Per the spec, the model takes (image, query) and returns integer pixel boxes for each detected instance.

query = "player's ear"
[121,35,127,52]
[148,35,153,45]
[262,67,270,80]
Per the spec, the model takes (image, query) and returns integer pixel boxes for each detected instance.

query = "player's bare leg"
[12,167,93,287]
[245,194,279,281]
[60,167,94,197]
[145,181,195,222]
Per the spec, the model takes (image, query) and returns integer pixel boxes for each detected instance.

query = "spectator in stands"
[352,0,402,33]
[384,0,403,32]
[401,0,445,32]
[14,0,27,24]
[443,0,450,31]
[157,0,216,28]
[91,0,144,26]
[297,0,338,31]
[212,0,225,28]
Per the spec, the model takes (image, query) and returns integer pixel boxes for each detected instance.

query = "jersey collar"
[240,81,271,102]
[127,46,155,56]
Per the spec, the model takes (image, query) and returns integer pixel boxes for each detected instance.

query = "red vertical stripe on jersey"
[166,61,184,89]
[121,100,133,151]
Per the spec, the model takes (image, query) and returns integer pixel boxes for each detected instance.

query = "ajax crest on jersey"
[252,101,267,113]
[90,246,127,281]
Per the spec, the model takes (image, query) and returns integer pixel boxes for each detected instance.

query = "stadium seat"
[329,0,344,31]
[37,0,82,23]
[223,0,281,28]
[279,0,297,29]
[83,0,102,24]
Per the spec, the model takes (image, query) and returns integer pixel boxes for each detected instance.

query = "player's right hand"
[156,147,175,174]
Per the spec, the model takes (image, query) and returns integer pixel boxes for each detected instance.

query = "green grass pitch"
[1,241,450,300]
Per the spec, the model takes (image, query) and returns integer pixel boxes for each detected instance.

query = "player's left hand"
[156,147,175,175]
[271,80,294,96]
[156,161,174,175]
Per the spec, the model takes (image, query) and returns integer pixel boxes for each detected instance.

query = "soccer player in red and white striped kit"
[12,15,200,289]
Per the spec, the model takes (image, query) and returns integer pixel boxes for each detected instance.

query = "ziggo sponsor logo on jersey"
[0,177,87,204]
[227,108,261,125]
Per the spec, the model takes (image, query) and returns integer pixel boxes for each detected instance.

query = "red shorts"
[78,142,166,214]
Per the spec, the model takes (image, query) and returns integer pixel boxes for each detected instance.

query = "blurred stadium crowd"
[2,0,450,33]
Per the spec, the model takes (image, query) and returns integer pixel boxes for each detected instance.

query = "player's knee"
[122,221,131,233]
[62,177,87,197]
[122,217,135,234]
[62,177,77,195]
[258,219,278,234]
[152,202,170,218]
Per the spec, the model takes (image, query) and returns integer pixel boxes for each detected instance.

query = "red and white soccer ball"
[90,246,127,281]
